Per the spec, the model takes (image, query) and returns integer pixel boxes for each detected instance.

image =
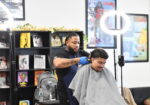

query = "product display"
[0,31,11,104]
[19,55,29,70]
[51,35,62,47]
[18,71,28,87]
[0,30,84,105]
[12,31,51,105]
[32,33,43,47]
[20,32,31,48]
[0,33,9,48]
[34,55,46,69]
[0,72,8,88]
[0,101,6,105]
[19,100,30,105]
[34,70,45,86]
[62,36,67,45]
[0,56,7,69]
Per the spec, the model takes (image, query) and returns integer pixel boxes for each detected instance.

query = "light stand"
[99,10,131,97]
[118,55,125,96]
[113,49,117,80]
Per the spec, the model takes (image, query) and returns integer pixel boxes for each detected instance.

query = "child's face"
[144,99,150,105]
[91,57,106,72]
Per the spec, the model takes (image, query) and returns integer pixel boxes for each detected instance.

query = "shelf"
[0,48,10,50]
[0,31,11,104]
[0,30,84,105]
[12,31,51,105]
[35,100,60,105]
[0,87,10,89]
[15,47,50,50]
[0,69,10,72]
[17,85,36,89]
[16,68,50,71]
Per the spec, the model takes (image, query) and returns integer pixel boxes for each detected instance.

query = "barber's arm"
[53,57,90,68]
[53,57,79,68]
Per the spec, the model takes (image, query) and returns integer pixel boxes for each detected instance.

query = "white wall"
[117,0,150,88]
[13,0,150,88]
[14,0,86,30]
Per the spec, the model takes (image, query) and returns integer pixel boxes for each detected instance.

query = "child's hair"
[144,97,150,101]
[90,48,109,59]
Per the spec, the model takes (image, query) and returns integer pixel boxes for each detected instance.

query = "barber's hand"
[79,57,90,65]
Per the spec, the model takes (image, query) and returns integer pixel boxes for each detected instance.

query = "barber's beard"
[68,47,78,55]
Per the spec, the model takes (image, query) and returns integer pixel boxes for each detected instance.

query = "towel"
[123,87,137,105]
[69,64,127,105]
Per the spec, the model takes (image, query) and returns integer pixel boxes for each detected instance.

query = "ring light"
[100,11,131,35]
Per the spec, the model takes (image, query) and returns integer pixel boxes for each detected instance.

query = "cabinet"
[0,30,85,105]
[11,31,51,105]
[0,31,12,105]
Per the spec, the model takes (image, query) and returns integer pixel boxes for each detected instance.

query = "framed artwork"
[121,14,149,62]
[86,0,116,48]
[0,0,25,20]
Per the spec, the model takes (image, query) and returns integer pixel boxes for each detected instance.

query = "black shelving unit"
[0,30,85,105]
[11,31,51,105]
[0,31,12,105]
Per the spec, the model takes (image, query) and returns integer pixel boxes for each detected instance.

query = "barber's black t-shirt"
[54,48,89,79]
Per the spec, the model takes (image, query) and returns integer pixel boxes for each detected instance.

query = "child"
[144,97,150,105]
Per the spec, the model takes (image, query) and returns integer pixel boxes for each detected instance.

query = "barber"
[53,32,90,105]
